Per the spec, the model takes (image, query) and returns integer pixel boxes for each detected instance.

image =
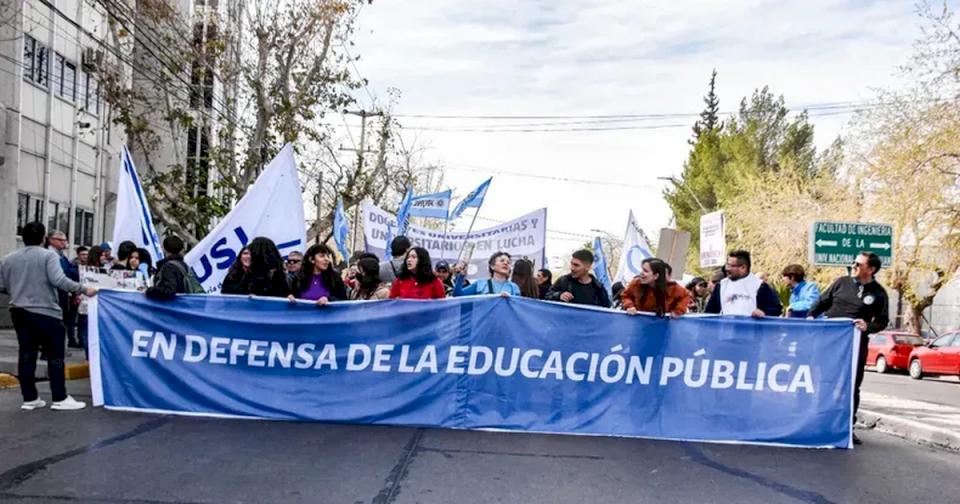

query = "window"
[872,335,887,345]
[78,70,89,110]
[23,35,49,86]
[74,208,83,246]
[53,53,77,101]
[83,211,94,246]
[47,201,59,232]
[64,60,77,101]
[31,198,43,224]
[946,335,959,348]
[894,335,924,346]
[54,53,63,94]
[16,193,30,236]
[932,336,952,348]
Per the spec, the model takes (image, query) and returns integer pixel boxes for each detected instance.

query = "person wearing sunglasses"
[807,251,889,445]
[285,251,303,286]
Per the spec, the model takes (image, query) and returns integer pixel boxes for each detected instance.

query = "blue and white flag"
[184,144,307,294]
[395,186,414,235]
[614,210,655,285]
[593,237,613,297]
[112,146,164,262]
[409,189,452,220]
[333,197,350,262]
[89,291,858,449]
[450,177,492,220]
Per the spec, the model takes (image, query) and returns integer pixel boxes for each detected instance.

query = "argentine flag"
[593,236,613,298]
[409,189,452,220]
[396,186,414,235]
[450,177,492,220]
[112,146,164,262]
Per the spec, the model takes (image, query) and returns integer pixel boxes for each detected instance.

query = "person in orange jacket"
[621,257,690,318]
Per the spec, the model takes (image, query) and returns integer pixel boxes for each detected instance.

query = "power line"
[391,101,881,121]
[443,161,660,190]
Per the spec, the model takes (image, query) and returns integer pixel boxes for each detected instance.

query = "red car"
[867,331,925,374]
[909,331,960,380]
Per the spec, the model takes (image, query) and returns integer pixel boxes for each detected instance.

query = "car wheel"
[909,359,923,380]
[876,356,888,374]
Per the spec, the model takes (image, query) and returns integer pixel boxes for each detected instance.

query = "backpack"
[166,260,206,295]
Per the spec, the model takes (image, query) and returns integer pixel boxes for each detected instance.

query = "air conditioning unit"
[81,48,104,72]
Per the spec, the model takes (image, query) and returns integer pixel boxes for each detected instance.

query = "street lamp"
[658,176,707,214]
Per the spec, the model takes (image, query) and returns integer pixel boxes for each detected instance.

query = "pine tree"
[690,69,721,144]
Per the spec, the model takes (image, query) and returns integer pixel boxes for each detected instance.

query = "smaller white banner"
[699,210,726,268]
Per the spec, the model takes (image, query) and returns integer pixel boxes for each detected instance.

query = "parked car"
[867,331,925,374]
[908,331,960,380]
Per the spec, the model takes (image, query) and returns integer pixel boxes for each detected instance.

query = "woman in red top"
[389,247,446,300]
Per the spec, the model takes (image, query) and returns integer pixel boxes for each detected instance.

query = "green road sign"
[809,221,894,267]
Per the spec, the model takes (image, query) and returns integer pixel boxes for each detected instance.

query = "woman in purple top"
[291,244,347,306]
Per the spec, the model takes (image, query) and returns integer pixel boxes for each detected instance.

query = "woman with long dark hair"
[535,268,553,299]
[510,259,539,299]
[136,247,157,279]
[85,245,108,269]
[291,244,347,305]
[389,247,446,299]
[220,237,291,298]
[685,277,709,313]
[350,256,390,300]
[621,258,690,318]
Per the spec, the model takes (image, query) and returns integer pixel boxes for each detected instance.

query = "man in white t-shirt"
[704,250,782,317]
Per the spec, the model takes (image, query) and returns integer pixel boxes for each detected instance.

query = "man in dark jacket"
[808,251,889,445]
[146,236,190,301]
[545,250,612,308]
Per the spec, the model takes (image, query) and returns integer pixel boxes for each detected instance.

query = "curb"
[0,373,18,388]
[859,409,960,453]
[65,363,89,380]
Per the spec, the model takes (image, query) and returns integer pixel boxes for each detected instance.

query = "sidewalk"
[0,328,90,386]
[860,392,960,452]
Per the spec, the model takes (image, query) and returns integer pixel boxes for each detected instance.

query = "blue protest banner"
[89,291,856,449]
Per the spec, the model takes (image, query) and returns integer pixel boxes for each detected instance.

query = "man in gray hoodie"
[0,222,98,411]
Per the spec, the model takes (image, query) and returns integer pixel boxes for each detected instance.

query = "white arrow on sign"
[816,239,838,247]
[870,242,891,250]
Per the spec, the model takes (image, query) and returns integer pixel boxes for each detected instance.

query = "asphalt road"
[862,367,960,408]
[2,381,959,504]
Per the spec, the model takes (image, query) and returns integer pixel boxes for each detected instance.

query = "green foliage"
[665,81,821,275]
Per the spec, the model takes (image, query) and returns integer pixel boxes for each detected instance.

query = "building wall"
[0,0,129,261]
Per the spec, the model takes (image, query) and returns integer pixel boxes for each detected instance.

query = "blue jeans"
[10,308,68,402]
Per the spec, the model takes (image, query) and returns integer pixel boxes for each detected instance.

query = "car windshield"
[894,335,924,345]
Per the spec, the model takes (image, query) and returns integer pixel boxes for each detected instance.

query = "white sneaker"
[51,396,86,411]
[21,399,47,411]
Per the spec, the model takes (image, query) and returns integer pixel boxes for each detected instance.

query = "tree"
[665,86,819,274]
[690,69,720,143]
[94,0,420,247]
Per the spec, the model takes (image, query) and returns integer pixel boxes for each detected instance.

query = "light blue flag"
[333,197,350,262]
[383,222,395,261]
[450,177,492,220]
[409,189,452,220]
[593,236,613,298]
[396,186,414,235]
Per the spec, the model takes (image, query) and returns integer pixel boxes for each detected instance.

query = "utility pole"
[658,176,707,214]
[340,109,382,251]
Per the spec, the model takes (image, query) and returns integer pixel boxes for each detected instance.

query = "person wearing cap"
[435,261,455,296]
[100,242,116,266]
[452,252,521,297]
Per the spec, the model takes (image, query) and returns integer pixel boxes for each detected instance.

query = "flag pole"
[457,206,481,263]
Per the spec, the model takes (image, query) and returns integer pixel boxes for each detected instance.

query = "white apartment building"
[0,0,241,325]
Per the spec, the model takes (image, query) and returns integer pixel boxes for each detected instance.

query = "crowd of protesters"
[1,222,889,438]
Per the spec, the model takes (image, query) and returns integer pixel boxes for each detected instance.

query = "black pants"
[10,308,68,402]
[853,334,870,421]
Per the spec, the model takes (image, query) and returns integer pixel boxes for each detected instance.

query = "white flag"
[185,144,307,293]
[112,146,164,262]
[613,210,655,285]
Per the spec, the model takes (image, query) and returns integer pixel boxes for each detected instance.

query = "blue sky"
[343,0,931,264]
